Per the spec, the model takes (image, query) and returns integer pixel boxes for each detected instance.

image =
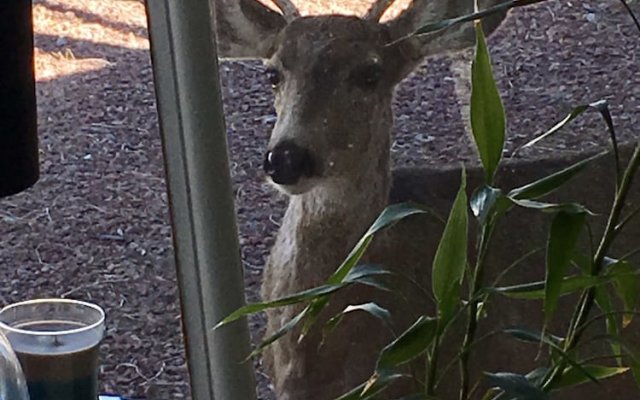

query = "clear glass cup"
[0,298,105,400]
[0,329,30,400]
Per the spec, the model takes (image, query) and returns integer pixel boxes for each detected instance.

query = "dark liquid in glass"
[11,321,100,400]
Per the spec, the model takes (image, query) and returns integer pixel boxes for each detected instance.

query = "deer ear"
[384,0,507,60]
[212,0,287,59]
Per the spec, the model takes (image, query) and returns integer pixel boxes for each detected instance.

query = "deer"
[212,0,640,399]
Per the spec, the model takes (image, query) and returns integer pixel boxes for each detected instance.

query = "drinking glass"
[0,329,30,400]
[0,298,105,400]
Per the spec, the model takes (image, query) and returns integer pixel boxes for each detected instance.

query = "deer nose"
[263,141,315,185]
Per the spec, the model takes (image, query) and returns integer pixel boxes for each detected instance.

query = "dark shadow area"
[35,33,146,62]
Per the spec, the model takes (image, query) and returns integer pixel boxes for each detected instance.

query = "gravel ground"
[0,0,638,399]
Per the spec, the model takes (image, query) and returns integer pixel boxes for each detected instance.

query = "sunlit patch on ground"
[33,0,148,81]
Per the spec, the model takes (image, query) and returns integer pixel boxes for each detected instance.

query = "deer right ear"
[384,0,508,61]
[212,0,289,60]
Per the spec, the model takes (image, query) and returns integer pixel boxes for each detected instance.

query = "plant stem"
[615,204,640,234]
[435,329,500,390]
[592,146,640,274]
[426,337,440,395]
[543,143,640,389]
[459,307,478,399]
[621,246,640,260]
[459,222,496,400]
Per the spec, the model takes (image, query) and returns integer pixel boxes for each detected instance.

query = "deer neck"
[296,150,391,221]
[274,125,392,286]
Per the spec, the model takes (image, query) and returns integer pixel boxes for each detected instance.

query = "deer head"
[213,0,507,195]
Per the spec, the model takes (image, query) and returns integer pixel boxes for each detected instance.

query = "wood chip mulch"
[1,0,638,399]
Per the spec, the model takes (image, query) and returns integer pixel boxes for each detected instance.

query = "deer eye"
[350,59,384,89]
[266,67,282,88]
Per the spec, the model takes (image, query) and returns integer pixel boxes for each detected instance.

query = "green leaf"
[494,274,609,300]
[515,100,620,181]
[545,211,586,325]
[494,262,639,300]
[504,328,563,347]
[334,372,406,400]
[376,316,438,371]
[323,302,392,343]
[594,286,621,365]
[484,372,548,400]
[342,302,392,324]
[607,260,639,327]
[471,22,505,182]
[329,235,374,285]
[509,198,591,214]
[343,264,394,292]
[515,104,589,153]
[471,185,504,224]
[505,328,599,384]
[633,360,640,389]
[328,203,427,287]
[608,337,640,388]
[479,388,502,400]
[350,276,391,292]
[300,264,393,339]
[218,263,392,338]
[551,365,629,389]
[248,307,308,358]
[344,264,393,283]
[589,100,620,182]
[302,203,427,340]
[508,152,605,200]
[214,283,345,329]
[367,203,429,234]
[526,367,549,386]
[571,252,593,274]
[432,170,468,324]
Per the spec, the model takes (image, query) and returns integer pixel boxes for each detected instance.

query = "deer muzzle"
[263,141,316,185]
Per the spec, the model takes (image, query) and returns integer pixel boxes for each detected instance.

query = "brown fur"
[212,2,640,398]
